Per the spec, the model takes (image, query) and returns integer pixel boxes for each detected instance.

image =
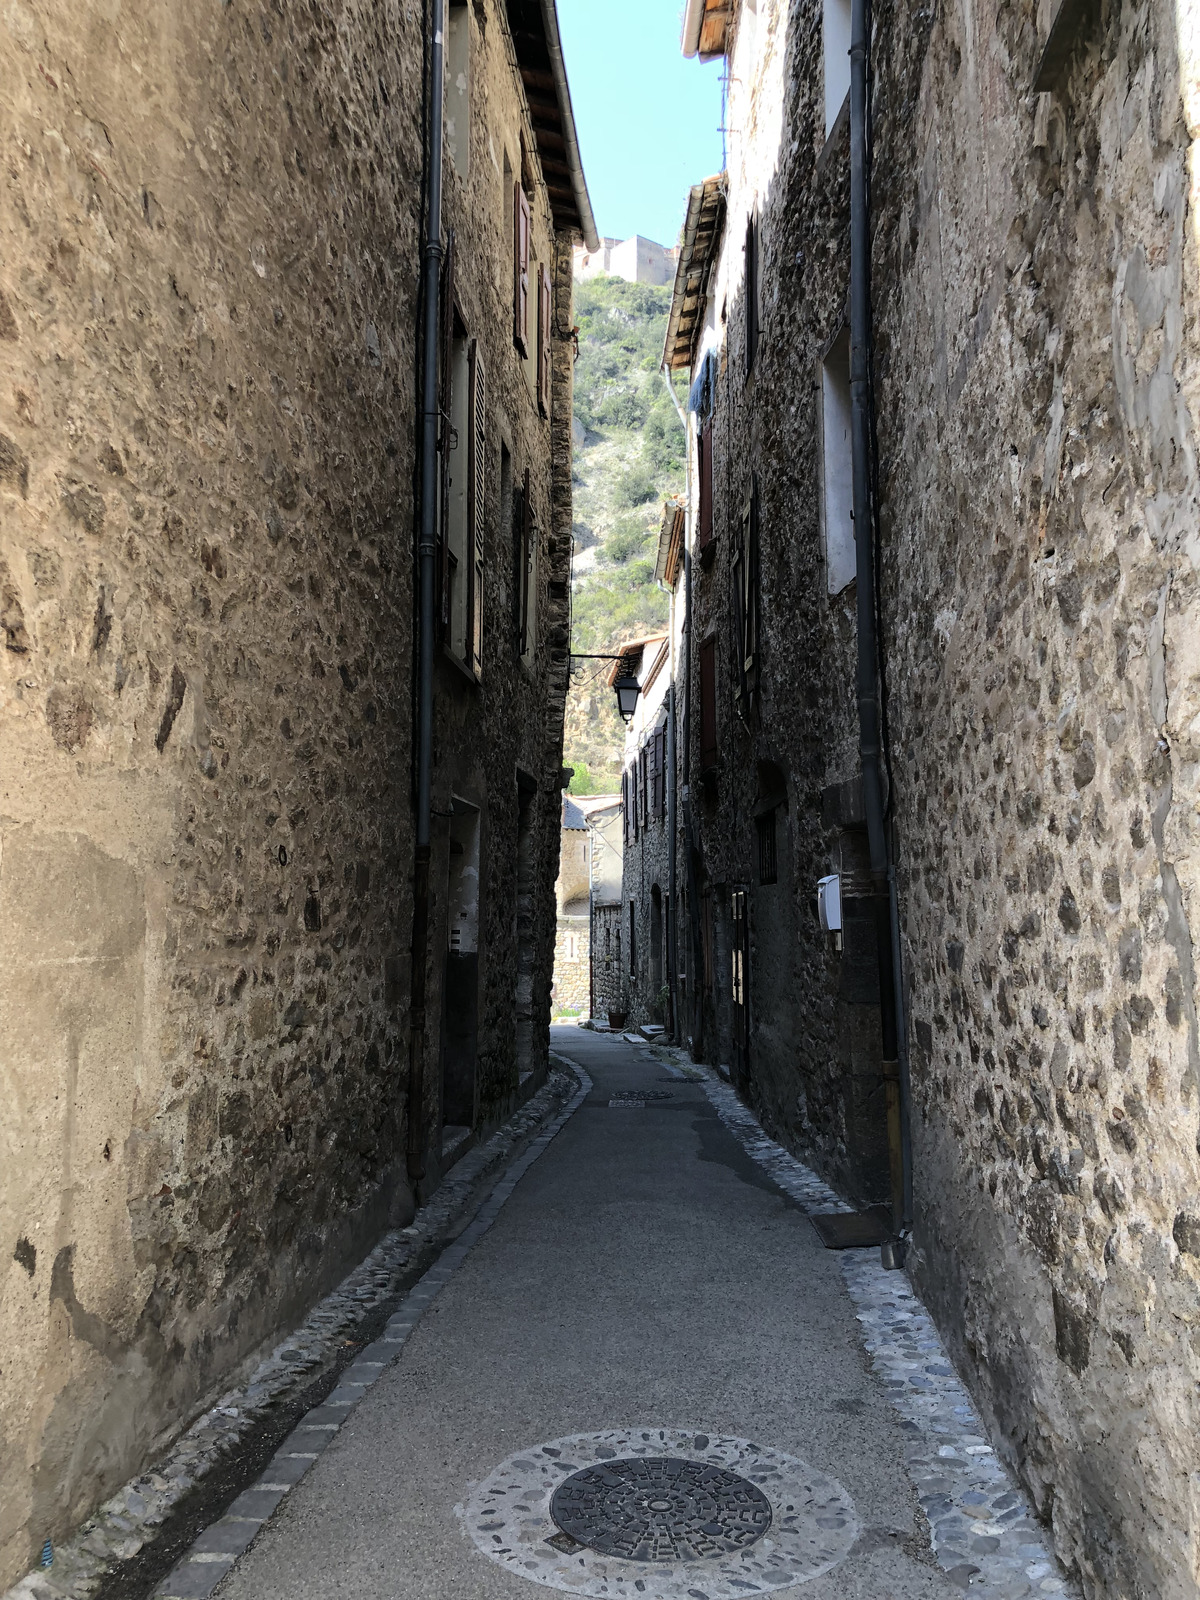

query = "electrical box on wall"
[817,874,842,934]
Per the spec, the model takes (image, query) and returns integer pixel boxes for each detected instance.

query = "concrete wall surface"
[0,0,576,1584]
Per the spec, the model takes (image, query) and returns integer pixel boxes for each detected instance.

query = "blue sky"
[557,0,725,249]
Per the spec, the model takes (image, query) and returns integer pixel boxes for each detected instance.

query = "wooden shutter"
[468,340,485,678]
[622,772,629,842]
[648,733,659,824]
[745,212,759,377]
[699,635,718,772]
[438,229,456,636]
[514,185,531,356]
[697,416,713,552]
[537,263,552,416]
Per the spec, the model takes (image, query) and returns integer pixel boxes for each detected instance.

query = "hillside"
[565,278,684,795]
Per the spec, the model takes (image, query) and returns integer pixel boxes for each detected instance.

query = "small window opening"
[821,329,855,594]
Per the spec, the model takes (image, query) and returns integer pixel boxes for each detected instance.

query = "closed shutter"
[697,416,713,552]
[648,733,658,824]
[439,228,456,636]
[699,636,718,771]
[622,772,629,842]
[468,340,486,678]
[537,262,552,416]
[640,747,648,830]
[514,185,531,356]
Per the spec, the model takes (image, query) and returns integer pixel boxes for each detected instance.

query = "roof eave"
[537,0,601,249]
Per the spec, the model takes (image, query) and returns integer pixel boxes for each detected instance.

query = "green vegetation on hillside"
[564,278,686,794]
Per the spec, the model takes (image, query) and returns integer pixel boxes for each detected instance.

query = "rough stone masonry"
[658,0,1200,1594]
[0,0,583,1585]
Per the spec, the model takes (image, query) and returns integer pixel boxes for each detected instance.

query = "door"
[730,888,750,1092]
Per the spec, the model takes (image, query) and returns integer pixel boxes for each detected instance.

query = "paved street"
[200,1029,965,1599]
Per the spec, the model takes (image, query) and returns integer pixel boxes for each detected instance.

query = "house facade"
[651,0,1200,1593]
[0,0,593,1584]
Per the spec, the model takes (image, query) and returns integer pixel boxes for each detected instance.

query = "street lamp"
[569,651,643,723]
[613,666,641,723]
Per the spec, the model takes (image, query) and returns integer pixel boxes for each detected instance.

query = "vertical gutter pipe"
[407,0,446,1186]
[662,369,695,1048]
[849,0,911,1230]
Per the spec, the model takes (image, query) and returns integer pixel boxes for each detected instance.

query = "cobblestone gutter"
[3,1067,580,1600]
[648,1043,1082,1600]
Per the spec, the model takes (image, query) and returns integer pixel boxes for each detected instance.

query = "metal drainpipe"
[849,0,910,1233]
[662,368,695,1049]
[407,0,446,1187]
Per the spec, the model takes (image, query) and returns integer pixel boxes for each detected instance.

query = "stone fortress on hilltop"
[573,234,677,287]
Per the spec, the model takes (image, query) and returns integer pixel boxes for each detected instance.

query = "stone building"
[661,0,1200,1594]
[0,0,593,1585]
[552,797,591,1016]
[572,234,677,286]
[583,793,625,1022]
[614,629,680,1032]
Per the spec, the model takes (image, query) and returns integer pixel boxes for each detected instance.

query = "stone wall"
[870,0,1200,1590]
[671,0,1200,1590]
[679,0,891,1201]
[0,0,577,1584]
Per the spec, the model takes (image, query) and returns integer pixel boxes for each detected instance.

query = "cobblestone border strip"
[144,1058,593,1600]
[649,1047,1079,1600]
[5,1064,586,1600]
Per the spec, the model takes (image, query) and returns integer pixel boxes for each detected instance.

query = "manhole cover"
[551,1456,771,1561]
[461,1427,860,1597]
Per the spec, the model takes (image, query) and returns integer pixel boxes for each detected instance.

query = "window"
[439,223,486,677]
[467,341,486,676]
[446,1,469,177]
[744,210,760,379]
[757,810,778,885]
[697,415,714,556]
[537,263,552,417]
[732,482,760,703]
[823,0,852,136]
[513,466,535,660]
[564,933,579,962]
[443,315,470,660]
[698,635,718,773]
[629,900,637,976]
[821,329,855,594]
[513,181,531,357]
[639,746,649,830]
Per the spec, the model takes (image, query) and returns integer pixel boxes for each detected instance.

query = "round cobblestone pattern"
[550,1456,772,1561]
[460,1428,859,1597]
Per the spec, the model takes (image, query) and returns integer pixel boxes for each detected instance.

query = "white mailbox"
[817,874,842,934]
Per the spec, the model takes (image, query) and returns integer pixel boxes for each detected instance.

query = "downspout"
[849,0,910,1233]
[407,0,446,1187]
[662,367,702,1052]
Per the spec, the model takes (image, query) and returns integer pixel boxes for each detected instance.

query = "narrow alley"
[149,1030,1064,1600]
[4,0,1200,1594]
